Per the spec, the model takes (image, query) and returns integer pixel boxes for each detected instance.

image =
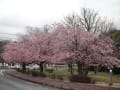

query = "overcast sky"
[0,0,120,40]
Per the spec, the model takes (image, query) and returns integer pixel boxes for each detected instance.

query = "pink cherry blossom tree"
[2,27,53,72]
[19,27,53,72]
[51,24,120,75]
[2,41,32,70]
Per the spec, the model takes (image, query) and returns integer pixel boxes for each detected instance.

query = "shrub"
[46,69,54,73]
[50,74,56,79]
[31,70,46,77]
[39,72,46,77]
[31,70,38,76]
[98,67,108,72]
[113,67,120,74]
[16,68,21,72]
[69,74,94,83]
[56,75,63,80]
[25,70,31,74]
[21,69,27,73]
[16,68,32,75]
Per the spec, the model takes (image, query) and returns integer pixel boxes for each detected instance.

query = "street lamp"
[109,69,112,86]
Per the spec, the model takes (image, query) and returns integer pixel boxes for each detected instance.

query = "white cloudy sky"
[0,0,120,40]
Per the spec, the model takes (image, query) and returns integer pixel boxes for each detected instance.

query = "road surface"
[0,69,62,90]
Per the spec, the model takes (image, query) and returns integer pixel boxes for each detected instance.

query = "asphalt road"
[0,69,62,90]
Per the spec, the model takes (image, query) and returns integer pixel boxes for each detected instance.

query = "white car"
[26,64,39,70]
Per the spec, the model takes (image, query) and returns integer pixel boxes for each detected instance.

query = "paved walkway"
[7,70,120,90]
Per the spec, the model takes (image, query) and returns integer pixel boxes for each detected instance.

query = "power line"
[0,38,17,41]
[0,32,18,40]
[0,32,17,36]
[0,36,17,41]
[0,36,17,39]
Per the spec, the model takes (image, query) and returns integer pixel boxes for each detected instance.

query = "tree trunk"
[77,61,83,75]
[22,62,26,71]
[94,68,97,74]
[39,62,44,72]
[94,66,98,74]
[2,62,4,69]
[68,63,73,75]
[84,67,89,75]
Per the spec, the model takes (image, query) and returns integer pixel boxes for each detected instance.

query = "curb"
[7,72,71,90]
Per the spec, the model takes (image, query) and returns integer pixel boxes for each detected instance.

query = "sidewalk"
[7,71,120,90]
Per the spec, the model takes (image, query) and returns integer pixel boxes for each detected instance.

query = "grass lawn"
[25,68,120,84]
[88,71,120,83]
[45,69,120,83]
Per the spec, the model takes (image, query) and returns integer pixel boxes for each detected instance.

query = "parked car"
[26,64,39,70]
